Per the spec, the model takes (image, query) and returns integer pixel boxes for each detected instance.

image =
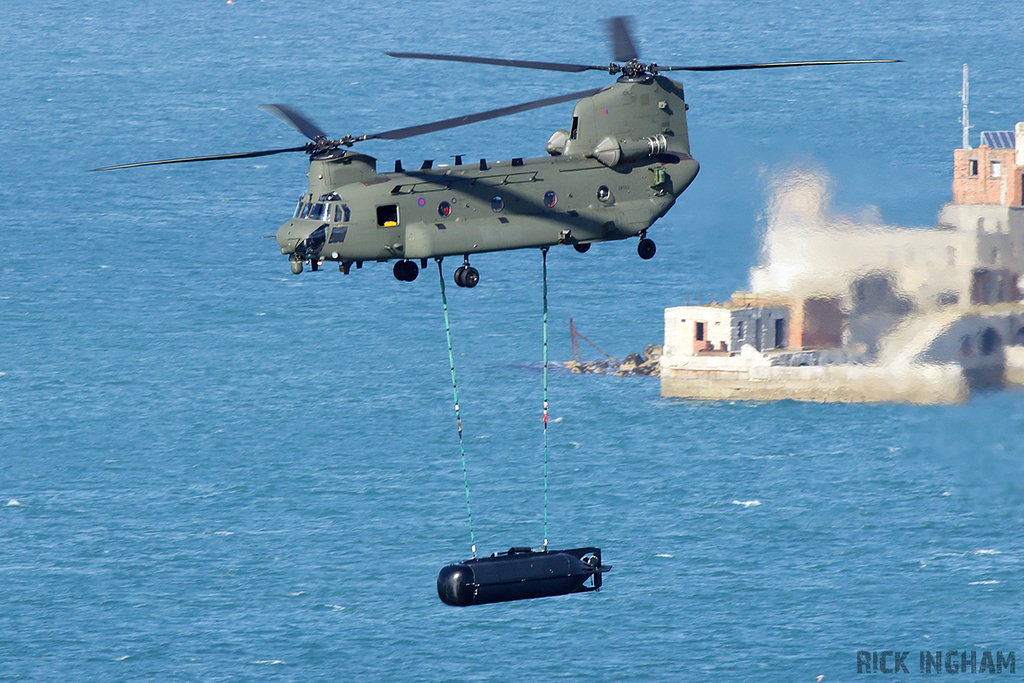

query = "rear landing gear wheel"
[290,258,303,275]
[393,259,419,281]
[574,242,591,253]
[638,238,656,260]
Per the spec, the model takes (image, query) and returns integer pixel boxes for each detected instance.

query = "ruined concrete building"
[661,120,1024,404]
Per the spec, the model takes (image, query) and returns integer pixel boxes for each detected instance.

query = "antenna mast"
[960,64,971,149]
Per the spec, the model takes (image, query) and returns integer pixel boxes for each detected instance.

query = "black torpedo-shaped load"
[437,546,609,606]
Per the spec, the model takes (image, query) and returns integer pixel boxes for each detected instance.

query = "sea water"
[2,0,1024,680]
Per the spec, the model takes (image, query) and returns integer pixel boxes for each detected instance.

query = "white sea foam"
[969,580,1000,585]
[252,660,284,665]
[732,500,761,508]
[655,553,674,558]
[972,549,1001,555]
[6,500,21,507]
[112,655,130,662]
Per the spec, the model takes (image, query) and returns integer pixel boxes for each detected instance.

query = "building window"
[737,320,745,340]
[695,322,705,341]
[992,160,1002,178]
[968,159,978,176]
[980,328,1000,356]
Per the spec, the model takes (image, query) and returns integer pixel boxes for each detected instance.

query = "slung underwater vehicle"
[94,17,898,287]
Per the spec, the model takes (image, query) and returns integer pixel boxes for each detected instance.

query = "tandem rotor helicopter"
[95,17,898,287]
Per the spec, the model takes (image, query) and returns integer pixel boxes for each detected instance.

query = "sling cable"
[433,250,610,607]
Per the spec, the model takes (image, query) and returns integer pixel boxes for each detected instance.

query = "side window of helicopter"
[438,201,452,218]
[491,196,504,213]
[544,191,557,208]
[377,205,399,227]
[328,224,348,243]
[569,116,579,140]
[335,205,350,223]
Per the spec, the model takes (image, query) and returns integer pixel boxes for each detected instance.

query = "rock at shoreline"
[565,345,662,377]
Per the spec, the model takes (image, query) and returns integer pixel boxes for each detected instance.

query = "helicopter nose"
[276,220,327,258]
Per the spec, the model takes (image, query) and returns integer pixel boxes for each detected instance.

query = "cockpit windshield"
[307,203,326,221]
[293,194,348,222]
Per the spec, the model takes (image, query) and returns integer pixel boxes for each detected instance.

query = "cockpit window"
[308,203,326,221]
[300,203,311,219]
[293,200,304,218]
[335,205,350,222]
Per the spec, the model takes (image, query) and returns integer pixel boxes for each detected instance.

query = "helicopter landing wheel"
[454,265,479,288]
[394,259,419,282]
[290,258,303,275]
[637,238,656,260]
[574,242,591,253]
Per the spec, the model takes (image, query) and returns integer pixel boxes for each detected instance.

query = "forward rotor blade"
[385,51,605,73]
[608,16,638,63]
[259,104,328,140]
[91,145,309,171]
[362,88,603,142]
[656,59,901,72]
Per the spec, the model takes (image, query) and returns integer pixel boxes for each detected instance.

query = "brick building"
[953,123,1024,206]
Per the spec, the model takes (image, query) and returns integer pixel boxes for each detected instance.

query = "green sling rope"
[437,258,476,559]
[541,247,549,551]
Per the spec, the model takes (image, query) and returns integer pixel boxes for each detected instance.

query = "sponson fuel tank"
[437,546,609,606]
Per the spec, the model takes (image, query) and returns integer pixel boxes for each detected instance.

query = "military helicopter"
[94,18,897,287]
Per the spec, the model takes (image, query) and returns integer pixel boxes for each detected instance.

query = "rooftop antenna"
[960,64,972,149]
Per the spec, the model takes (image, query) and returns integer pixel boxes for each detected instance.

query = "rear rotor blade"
[656,59,901,72]
[608,16,639,62]
[362,88,603,142]
[259,104,328,140]
[91,145,309,171]
[385,51,605,73]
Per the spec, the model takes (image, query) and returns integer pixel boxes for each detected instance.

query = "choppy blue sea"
[3,1,1024,680]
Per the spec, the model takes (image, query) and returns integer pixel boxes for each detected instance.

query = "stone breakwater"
[564,345,662,377]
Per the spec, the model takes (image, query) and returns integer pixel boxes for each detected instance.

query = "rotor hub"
[610,59,656,81]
